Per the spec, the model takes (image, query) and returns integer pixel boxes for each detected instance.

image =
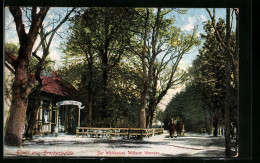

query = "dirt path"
[4,132,230,158]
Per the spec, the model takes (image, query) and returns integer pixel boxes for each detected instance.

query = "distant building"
[4,52,17,133]
[4,67,14,133]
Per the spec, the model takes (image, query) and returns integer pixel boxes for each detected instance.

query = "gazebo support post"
[78,108,80,128]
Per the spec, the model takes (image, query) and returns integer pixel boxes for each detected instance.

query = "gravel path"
[4,132,232,158]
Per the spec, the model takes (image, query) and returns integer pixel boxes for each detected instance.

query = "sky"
[4,8,228,70]
[4,7,230,110]
[171,8,228,70]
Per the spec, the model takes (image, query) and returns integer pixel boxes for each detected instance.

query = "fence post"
[128,128,130,139]
[109,129,112,139]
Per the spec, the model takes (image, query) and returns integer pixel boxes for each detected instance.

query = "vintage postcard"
[3,3,250,158]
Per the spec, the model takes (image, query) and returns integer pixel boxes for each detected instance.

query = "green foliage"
[60,7,143,127]
[164,84,209,132]
[29,56,54,73]
[169,17,238,134]
[164,18,237,133]
[106,63,142,127]
[190,18,227,123]
[59,8,202,128]
[154,109,164,125]
[58,60,142,127]
[5,43,19,55]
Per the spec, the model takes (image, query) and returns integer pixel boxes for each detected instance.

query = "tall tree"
[225,8,231,157]
[24,8,74,139]
[129,8,171,128]
[146,25,200,128]
[234,8,239,154]
[91,8,135,119]
[135,8,156,128]
[129,8,200,128]
[206,8,239,156]
[5,7,49,147]
[62,8,98,126]
[62,7,137,124]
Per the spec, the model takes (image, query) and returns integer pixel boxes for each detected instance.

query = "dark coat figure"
[169,119,175,138]
[177,119,183,136]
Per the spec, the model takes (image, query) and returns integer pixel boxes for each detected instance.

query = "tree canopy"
[59,7,200,128]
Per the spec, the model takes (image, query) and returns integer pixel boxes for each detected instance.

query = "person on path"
[169,119,175,138]
[177,119,183,136]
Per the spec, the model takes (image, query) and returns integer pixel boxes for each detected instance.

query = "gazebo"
[55,100,85,134]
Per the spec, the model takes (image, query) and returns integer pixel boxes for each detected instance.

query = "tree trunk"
[101,56,108,119]
[5,58,31,147]
[210,114,214,135]
[5,7,49,147]
[139,99,146,128]
[101,15,110,119]
[139,9,150,129]
[88,88,93,126]
[140,88,147,128]
[146,101,156,128]
[25,64,43,139]
[146,113,151,128]
[86,62,94,126]
[213,115,218,137]
[146,96,155,128]
[149,109,154,128]
[205,115,210,134]
[5,34,34,147]
[235,9,239,154]
[225,8,232,157]
[25,88,41,139]
[146,66,158,128]
[146,108,152,128]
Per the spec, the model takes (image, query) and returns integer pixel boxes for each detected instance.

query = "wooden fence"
[76,127,164,139]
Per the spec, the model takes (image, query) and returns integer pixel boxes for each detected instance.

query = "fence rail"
[76,127,164,139]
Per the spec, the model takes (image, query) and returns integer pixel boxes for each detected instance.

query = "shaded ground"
[4,132,237,158]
